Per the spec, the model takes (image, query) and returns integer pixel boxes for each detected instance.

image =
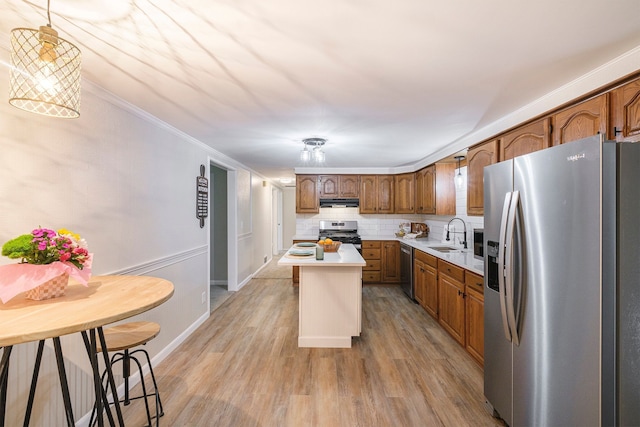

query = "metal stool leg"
[128,355,154,427]
[132,348,164,418]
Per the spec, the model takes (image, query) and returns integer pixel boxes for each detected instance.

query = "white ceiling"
[3,0,640,182]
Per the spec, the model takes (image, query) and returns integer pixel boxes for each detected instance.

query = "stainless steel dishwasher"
[399,243,414,300]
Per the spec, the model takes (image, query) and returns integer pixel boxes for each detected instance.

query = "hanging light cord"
[46,0,52,27]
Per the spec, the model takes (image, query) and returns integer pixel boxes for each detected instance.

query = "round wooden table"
[0,275,174,427]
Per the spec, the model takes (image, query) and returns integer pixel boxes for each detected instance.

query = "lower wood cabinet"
[465,271,484,365]
[381,241,400,283]
[437,259,466,346]
[414,251,484,366]
[414,249,438,318]
[362,240,400,284]
[362,241,382,283]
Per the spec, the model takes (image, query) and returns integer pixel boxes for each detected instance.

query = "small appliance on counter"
[473,228,483,260]
[410,223,429,238]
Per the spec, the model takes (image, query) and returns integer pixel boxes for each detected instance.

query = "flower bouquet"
[0,228,92,303]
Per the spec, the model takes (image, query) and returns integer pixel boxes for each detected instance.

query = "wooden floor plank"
[107,258,504,426]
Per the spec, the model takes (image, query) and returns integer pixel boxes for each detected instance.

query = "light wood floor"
[114,262,504,426]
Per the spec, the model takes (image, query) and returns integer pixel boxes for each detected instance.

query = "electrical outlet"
[201,291,206,304]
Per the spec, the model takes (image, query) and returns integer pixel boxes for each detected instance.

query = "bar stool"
[90,321,164,427]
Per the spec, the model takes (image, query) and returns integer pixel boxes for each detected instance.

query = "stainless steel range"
[318,220,362,252]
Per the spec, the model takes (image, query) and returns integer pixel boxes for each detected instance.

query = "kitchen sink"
[429,246,464,253]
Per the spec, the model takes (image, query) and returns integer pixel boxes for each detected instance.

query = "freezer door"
[616,142,640,425]
[512,136,601,426]
[483,159,514,426]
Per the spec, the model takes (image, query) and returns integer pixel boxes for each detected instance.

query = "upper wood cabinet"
[611,77,640,142]
[318,175,339,198]
[360,175,394,214]
[318,175,359,198]
[500,118,551,161]
[359,175,378,214]
[415,165,435,214]
[394,173,415,214]
[377,175,395,214]
[552,93,608,146]
[434,163,456,216]
[339,175,360,197]
[415,163,455,215]
[467,139,499,216]
[296,175,318,213]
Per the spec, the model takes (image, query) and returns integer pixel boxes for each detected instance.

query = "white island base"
[278,243,365,348]
[298,266,362,348]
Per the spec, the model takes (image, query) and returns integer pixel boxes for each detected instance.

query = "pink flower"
[59,252,71,262]
[73,248,88,256]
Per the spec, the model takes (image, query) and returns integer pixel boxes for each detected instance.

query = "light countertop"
[403,239,484,276]
[278,243,366,267]
[291,234,483,276]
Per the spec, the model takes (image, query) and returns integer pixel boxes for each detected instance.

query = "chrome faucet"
[446,217,467,249]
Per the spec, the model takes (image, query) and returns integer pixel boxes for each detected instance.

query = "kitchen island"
[278,243,366,348]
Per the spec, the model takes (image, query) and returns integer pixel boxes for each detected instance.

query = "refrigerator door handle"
[504,190,520,346]
[498,192,513,342]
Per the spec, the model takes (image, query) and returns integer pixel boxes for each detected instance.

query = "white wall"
[282,187,297,246]
[0,72,275,425]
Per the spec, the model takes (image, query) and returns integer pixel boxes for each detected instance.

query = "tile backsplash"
[295,166,484,248]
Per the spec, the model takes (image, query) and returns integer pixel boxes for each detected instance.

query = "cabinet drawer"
[362,241,381,249]
[465,271,484,293]
[466,284,484,302]
[362,249,381,260]
[414,249,437,268]
[438,259,465,282]
[363,271,381,283]
[363,259,381,271]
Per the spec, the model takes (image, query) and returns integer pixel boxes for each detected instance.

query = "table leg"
[52,337,75,427]
[23,340,45,426]
[82,330,117,427]
[98,328,124,426]
[0,346,13,427]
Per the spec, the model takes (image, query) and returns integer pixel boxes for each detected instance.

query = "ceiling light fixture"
[454,155,465,190]
[9,0,82,118]
[300,138,326,163]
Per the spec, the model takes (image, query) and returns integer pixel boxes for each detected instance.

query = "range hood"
[319,198,360,208]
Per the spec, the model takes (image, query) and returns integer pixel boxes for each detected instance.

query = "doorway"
[210,164,230,312]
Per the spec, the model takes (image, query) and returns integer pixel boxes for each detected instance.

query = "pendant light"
[454,155,465,190]
[9,0,82,118]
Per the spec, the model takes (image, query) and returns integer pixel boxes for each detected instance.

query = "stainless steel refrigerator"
[483,134,640,426]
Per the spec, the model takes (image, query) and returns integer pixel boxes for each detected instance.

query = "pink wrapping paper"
[0,254,92,304]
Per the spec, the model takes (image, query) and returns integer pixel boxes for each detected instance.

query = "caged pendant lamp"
[9,0,81,118]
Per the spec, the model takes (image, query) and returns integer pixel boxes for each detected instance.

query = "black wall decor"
[196,164,209,228]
